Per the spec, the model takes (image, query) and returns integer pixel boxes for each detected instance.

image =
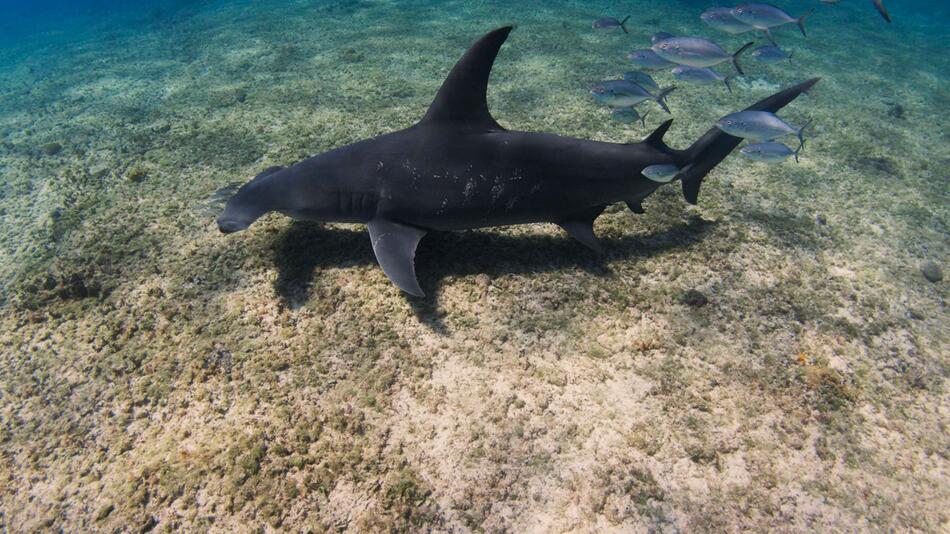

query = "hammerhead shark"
[219,26,818,296]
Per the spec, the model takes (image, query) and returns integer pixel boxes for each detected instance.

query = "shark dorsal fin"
[421,26,512,130]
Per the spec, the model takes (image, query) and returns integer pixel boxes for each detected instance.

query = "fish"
[593,16,631,33]
[740,141,802,162]
[716,110,809,150]
[701,7,756,34]
[732,3,813,38]
[626,49,675,70]
[590,80,676,113]
[671,66,734,92]
[219,26,820,296]
[651,31,675,44]
[652,37,754,75]
[751,45,792,63]
[641,164,681,183]
[611,107,650,126]
[872,0,891,22]
[623,71,660,93]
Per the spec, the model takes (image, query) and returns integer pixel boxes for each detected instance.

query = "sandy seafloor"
[0,0,947,531]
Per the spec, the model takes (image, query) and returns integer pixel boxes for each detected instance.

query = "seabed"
[0,0,946,531]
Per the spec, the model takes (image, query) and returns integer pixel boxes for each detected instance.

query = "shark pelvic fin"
[421,26,512,131]
[626,200,645,214]
[367,219,427,297]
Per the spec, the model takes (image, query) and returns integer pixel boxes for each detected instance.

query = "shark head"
[217,166,287,233]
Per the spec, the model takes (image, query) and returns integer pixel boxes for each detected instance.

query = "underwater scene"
[0,0,947,531]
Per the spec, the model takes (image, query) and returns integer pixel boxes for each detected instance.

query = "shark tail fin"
[678,78,819,204]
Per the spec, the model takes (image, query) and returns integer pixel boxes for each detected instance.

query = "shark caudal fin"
[678,78,820,204]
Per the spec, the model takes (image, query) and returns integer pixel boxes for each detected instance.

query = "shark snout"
[217,217,249,234]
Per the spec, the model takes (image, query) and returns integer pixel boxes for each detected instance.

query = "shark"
[218,26,818,296]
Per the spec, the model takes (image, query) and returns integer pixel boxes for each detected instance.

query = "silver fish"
[651,31,675,44]
[593,16,630,33]
[701,7,756,34]
[717,110,809,150]
[611,107,650,126]
[751,45,792,63]
[642,164,680,183]
[590,80,676,113]
[732,3,813,37]
[652,37,754,75]
[623,71,660,92]
[626,49,675,70]
[671,66,734,92]
[740,141,802,162]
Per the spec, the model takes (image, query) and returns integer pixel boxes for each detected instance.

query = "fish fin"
[731,42,754,76]
[626,200,645,214]
[556,205,606,253]
[872,0,891,22]
[652,86,676,114]
[421,26,512,131]
[644,119,674,151]
[367,219,427,297]
[762,28,777,45]
[620,15,631,33]
[796,9,814,36]
[678,78,820,204]
[639,109,650,128]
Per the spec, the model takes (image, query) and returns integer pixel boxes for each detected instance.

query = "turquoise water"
[0,1,947,531]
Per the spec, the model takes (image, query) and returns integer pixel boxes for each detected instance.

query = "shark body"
[219,26,818,296]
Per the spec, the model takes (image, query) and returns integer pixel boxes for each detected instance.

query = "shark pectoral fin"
[367,219,427,297]
[626,200,645,214]
[558,221,603,253]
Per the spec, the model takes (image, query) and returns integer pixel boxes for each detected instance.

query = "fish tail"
[796,9,814,37]
[794,139,805,163]
[788,51,794,64]
[652,87,676,114]
[724,73,736,93]
[677,78,819,204]
[732,42,754,76]
[796,120,811,153]
[620,15,631,33]
[872,0,892,22]
[639,109,650,128]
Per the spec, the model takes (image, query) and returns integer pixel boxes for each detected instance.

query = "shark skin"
[218,26,819,297]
